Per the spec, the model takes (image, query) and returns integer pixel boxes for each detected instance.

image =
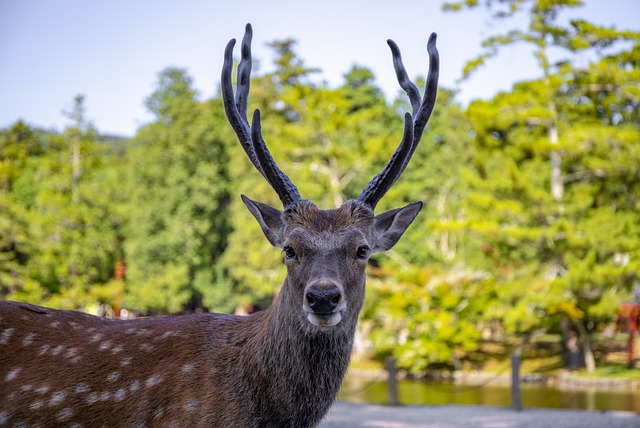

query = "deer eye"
[356,245,370,260]
[283,246,297,260]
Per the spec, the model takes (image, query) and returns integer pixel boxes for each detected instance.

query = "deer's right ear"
[241,195,286,248]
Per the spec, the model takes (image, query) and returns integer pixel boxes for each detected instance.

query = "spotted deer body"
[0,24,439,427]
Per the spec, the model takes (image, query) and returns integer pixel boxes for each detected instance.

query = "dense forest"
[1,0,639,374]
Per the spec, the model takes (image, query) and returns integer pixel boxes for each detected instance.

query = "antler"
[221,23,302,210]
[357,33,440,209]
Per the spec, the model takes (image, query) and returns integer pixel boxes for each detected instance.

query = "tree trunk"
[575,319,596,373]
[548,104,563,203]
[560,317,581,370]
[71,130,81,204]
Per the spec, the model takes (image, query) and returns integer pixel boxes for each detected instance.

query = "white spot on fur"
[106,372,120,383]
[139,343,154,352]
[21,333,35,346]
[181,363,197,374]
[65,347,78,359]
[125,328,136,334]
[49,321,61,328]
[160,330,179,339]
[50,391,66,406]
[114,388,126,402]
[57,408,73,421]
[85,392,98,404]
[38,345,50,355]
[0,411,7,424]
[90,333,103,342]
[0,328,15,344]
[184,399,199,411]
[75,383,91,393]
[20,385,33,392]
[120,357,132,366]
[30,401,43,410]
[35,385,50,394]
[136,328,151,337]
[5,367,21,381]
[69,322,80,330]
[145,375,164,388]
[99,341,112,351]
[51,345,65,356]
[111,345,124,354]
[130,380,140,393]
[99,391,111,401]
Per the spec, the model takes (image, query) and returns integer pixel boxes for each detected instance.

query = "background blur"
[1,0,640,391]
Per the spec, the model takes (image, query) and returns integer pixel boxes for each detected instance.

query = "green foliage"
[445,0,640,372]
[124,68,234,313]
[0,100,126,308]
[388,88,475,267]
[445,0,638,79]
[448,0,640,372]
[363,265,489,372]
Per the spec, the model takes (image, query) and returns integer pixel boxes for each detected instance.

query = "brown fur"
[284,200,374,233]
[0,299,350,427]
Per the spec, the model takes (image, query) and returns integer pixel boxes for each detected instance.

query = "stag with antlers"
[0,24,439,427]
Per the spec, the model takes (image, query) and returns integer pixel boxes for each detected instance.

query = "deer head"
[222,24,439,331]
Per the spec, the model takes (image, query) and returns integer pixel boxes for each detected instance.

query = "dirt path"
[319,401,639,427]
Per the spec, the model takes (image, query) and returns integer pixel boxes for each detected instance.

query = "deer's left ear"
[372,201,423,252]
[241,195,286,248]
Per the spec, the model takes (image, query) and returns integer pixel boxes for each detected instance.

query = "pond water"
[338,378,640,413]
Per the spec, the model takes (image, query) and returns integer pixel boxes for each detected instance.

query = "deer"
[0,23,439,428]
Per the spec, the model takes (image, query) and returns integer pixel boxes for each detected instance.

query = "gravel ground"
[319,401,640,428]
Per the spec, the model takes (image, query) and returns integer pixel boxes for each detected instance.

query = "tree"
[445,0,640,371]
[0,101,127,309]
[358,87,483,370]
[0,122,43,300]
[63,95,88,203]
[0,195,37,301]
[124,68,233,313]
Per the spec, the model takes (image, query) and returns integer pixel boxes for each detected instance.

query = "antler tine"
[222,24,302,209]
[356,33,440,210]
[414,33,440,141]
[387,39,421,116]
[356,113,414,209]
[235,24,253,120]
[221,27,264,177]
[251,110,302,209]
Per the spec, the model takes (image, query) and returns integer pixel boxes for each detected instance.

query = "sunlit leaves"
[364,265,487,372]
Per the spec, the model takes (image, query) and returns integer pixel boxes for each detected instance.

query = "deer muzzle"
[303,281,345,327]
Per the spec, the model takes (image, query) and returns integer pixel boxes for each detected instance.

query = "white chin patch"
[307,312,342,327]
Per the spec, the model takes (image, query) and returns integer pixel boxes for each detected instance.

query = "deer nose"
[306,286,341,315]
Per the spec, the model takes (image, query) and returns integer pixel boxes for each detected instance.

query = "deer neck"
[258,289,357,379]
[237,283,358,426]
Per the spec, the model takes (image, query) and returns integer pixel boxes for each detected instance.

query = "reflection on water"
[339,378,640,412]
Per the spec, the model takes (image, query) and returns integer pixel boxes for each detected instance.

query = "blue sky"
[1,0,638,137]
